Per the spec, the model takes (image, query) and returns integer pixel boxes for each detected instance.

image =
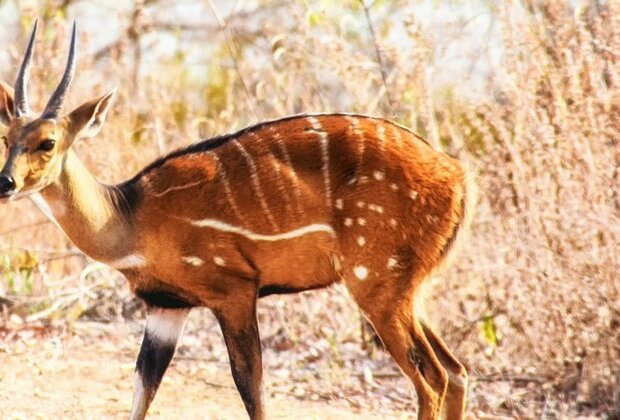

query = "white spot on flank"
[213,256,226,266]
[373,171,385,181]
[333,255,342,271]
[146,308,190,344]
[358,176,369,184]
[387,257,398,270]
[190,219,336,241]
[354,266,369,280]
[357,217,367,226]
[347,177,357,185]
[368,204,384,214]
[335,198,344,210]
[356,201,365,208]
[356,236,366,247]
[390,183,399,191]
[389,218,398,227]
[182,256,204,266]
[409,190,419,200]
[109,254,147,269]
[344,218,353,227]
[308,116,332,208]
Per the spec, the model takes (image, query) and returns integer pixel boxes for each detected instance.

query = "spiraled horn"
[13,19,38,118]
[42,21,77,120]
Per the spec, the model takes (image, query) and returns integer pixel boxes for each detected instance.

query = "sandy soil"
[0,321,414,419]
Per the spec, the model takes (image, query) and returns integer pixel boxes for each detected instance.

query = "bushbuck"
[0,21,475,420]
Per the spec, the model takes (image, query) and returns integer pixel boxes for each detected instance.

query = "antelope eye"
[38,139,56,152]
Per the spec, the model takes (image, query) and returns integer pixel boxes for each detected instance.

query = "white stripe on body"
[376,123,387,172]
[307,116,332,208]
[210,152,246,225]
[269,125,304,215]
[109,254,147,269]
[390,124,404,149]
[189,219,336,241]
[271,157,295,215]
[248,132,294,216]
[232,140,279,231]
[346,116,365,176]
[150,179,205,197]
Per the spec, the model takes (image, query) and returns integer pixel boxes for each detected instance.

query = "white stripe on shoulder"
[189,219,336,241]
[307,116,332,208]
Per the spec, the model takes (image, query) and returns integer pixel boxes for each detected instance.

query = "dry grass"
[0,1,618,418]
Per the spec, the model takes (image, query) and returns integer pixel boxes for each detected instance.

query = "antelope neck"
[38,149,137,262]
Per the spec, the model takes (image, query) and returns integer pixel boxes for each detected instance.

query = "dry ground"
[0,317,415,420]
[0,311,606,420]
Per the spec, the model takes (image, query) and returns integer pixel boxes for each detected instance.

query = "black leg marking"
[408,346,425,375]
[129,308,189,420]
[136,331,176,396]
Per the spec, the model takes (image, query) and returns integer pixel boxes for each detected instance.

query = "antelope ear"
[67,89,116,139]
[0,81,15,126]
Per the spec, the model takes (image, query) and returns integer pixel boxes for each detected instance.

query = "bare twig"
[206,0,262,120]
[0,220,50,237]
[359,0,395,113]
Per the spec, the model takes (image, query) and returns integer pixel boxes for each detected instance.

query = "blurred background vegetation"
[0,0,618,418]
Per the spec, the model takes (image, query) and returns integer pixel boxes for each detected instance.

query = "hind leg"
[421,323,468,420]
[352,291,449,420]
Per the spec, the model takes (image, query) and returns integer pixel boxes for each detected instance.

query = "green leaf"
[307,10,324,27]
[481,315,499,347]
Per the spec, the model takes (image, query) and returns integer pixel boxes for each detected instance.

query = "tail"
[432,163,478,277]
[414,164,476,322]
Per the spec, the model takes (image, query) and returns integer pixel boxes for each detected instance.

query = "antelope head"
[0,21,116,201]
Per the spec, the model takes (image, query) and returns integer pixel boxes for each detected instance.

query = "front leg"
[130,307,190,420]
[213,297,265,420]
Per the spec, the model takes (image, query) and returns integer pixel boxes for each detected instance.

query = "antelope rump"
[0,22,475,420]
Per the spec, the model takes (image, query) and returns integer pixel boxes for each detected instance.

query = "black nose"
[0,174,16,195]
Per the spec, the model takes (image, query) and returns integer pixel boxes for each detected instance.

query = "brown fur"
[0,77,474,419]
